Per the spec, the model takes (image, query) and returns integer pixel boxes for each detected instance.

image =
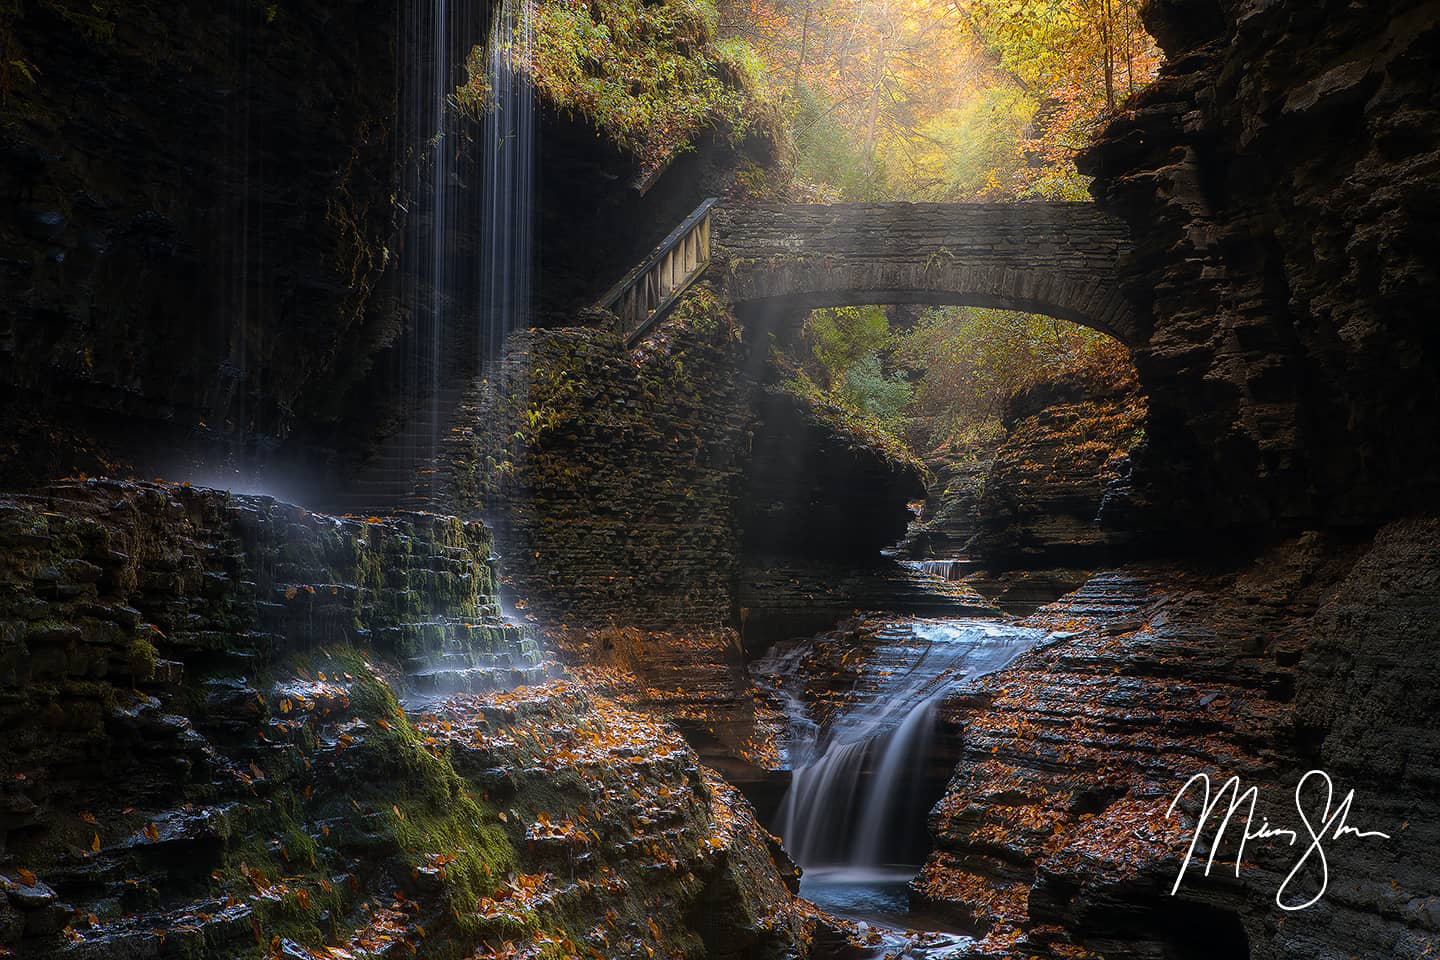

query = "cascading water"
[394,0,535,482]
[386,0,537,687]
[479,0,536,356]
[761,618,1045,938]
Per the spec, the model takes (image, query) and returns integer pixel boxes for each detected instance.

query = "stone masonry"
[713,202,1138,343]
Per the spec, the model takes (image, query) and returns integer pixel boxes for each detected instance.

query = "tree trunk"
[793,0,812,95]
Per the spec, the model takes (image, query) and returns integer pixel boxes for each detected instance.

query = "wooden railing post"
[595,198,718,348]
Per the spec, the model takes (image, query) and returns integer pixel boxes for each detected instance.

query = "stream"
[758,617,1047,952]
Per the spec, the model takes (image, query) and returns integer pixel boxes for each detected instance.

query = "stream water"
[760,617,1046,950]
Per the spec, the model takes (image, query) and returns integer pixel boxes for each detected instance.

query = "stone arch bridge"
[601,200,1138,346]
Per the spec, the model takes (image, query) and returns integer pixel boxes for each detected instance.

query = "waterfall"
[480,0,536,355]
[394,0,535,480]
[765,619,1045,870]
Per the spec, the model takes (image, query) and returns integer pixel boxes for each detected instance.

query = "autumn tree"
[719,0,1159,200]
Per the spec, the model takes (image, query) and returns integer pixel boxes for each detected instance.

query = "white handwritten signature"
[1166,770,1391,911]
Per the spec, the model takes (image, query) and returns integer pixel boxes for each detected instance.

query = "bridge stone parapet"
[712,202,1139,344]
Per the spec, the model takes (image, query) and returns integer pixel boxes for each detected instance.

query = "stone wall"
[443,289,757,629]
[1079,0,1440,533]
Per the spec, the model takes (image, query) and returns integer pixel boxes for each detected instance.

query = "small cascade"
[398,615,550,706]
[767,619,1044,870]
[908,558,974,582]
[760,617,1045,950]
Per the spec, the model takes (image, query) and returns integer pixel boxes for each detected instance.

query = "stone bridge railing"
[599,200,1138,346]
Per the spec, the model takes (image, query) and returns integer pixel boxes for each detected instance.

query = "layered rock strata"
[916,520,1440,959]
[1080,0,1440,533]
[965,362,1146,567]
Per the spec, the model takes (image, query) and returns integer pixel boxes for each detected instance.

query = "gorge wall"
[1081,0,1440,535]
[0,0,404,489]
[907,358,1147,569]
[914,519,1440,960]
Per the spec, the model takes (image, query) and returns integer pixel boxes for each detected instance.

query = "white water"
[479,0,536,355]
[765,619,1046,870]
[397,0,535,473]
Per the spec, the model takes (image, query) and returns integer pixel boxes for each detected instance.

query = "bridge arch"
[713,202,1140,345]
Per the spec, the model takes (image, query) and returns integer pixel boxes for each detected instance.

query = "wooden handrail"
[597,198,718,347]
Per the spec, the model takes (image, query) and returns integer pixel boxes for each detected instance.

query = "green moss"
[127,636,157,680]
[212,647,518,957]
[775,361,925,475]
[458,0,787,173]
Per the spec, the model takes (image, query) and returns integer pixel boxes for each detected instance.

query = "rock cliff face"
[1080,0,1440,533]
[0,480,809,958]
[0,0,405,488]
[743,383,924,564]
[964,362,1146,567]
[902,453,992,561]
